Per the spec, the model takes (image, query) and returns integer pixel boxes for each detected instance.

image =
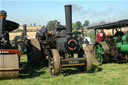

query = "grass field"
[0,55,128,85]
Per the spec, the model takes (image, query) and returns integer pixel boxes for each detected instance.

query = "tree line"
[45,20,106,31]
[46,20,90,31]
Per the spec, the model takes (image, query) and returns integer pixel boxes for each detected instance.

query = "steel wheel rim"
[48,49,61,75]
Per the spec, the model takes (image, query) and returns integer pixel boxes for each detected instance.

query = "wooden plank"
[62,58,85,61]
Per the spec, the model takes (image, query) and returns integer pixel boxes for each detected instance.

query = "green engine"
[87,19,128,64]
[115,34,128,52]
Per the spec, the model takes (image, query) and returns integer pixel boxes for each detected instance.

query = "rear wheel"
[93,42,109,64]
[27,39,44,66]
[48,49,61,75]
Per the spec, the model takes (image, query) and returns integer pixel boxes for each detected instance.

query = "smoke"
[71,4,83,11]
[70,4,112,17]
[69,4,128,25]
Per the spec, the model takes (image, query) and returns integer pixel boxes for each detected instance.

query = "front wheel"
[48,49,61,75]
[83,46,92,72]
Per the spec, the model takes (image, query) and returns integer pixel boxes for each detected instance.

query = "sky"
[1,0,128,26]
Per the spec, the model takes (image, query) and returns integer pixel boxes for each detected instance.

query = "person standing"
[39,26,48,40]
[40,26,48,33]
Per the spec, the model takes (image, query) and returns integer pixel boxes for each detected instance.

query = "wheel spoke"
[95,44,104,63]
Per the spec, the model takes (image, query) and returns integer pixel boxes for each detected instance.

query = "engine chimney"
[23,24,27,37]
[0,10,7,37]
[65,5,72,33]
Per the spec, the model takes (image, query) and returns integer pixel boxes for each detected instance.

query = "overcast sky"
[1,0,128,26]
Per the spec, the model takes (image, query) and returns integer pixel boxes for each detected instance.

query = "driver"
[40,26,48,40]
[96,30,105,42]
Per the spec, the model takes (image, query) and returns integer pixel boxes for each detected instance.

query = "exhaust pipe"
[0,10,7,37]
[65,5,72,33]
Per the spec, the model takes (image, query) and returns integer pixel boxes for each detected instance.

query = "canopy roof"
[87,19,128,30]
[5,20,19,32]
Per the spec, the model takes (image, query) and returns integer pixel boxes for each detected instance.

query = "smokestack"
[0,10,7,37]
[65,5,72,33]
[23,24,27,37]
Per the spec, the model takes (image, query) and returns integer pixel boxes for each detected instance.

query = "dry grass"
[9,26,41,40]
[18,26,41,30]
[9,32,37,40]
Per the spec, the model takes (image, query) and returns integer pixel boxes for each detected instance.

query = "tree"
[72,23,78,30]
[99,21,106,25]
[83,20,89,27]
[75,21,82,30]
[33,23,36,26]
[30,23,32,26]
[87,30,95,43]
[46,20,58,30]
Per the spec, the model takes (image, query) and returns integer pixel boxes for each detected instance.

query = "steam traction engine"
[27,5,92,75]
[87,20,128,64]
[0,10,22,78]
